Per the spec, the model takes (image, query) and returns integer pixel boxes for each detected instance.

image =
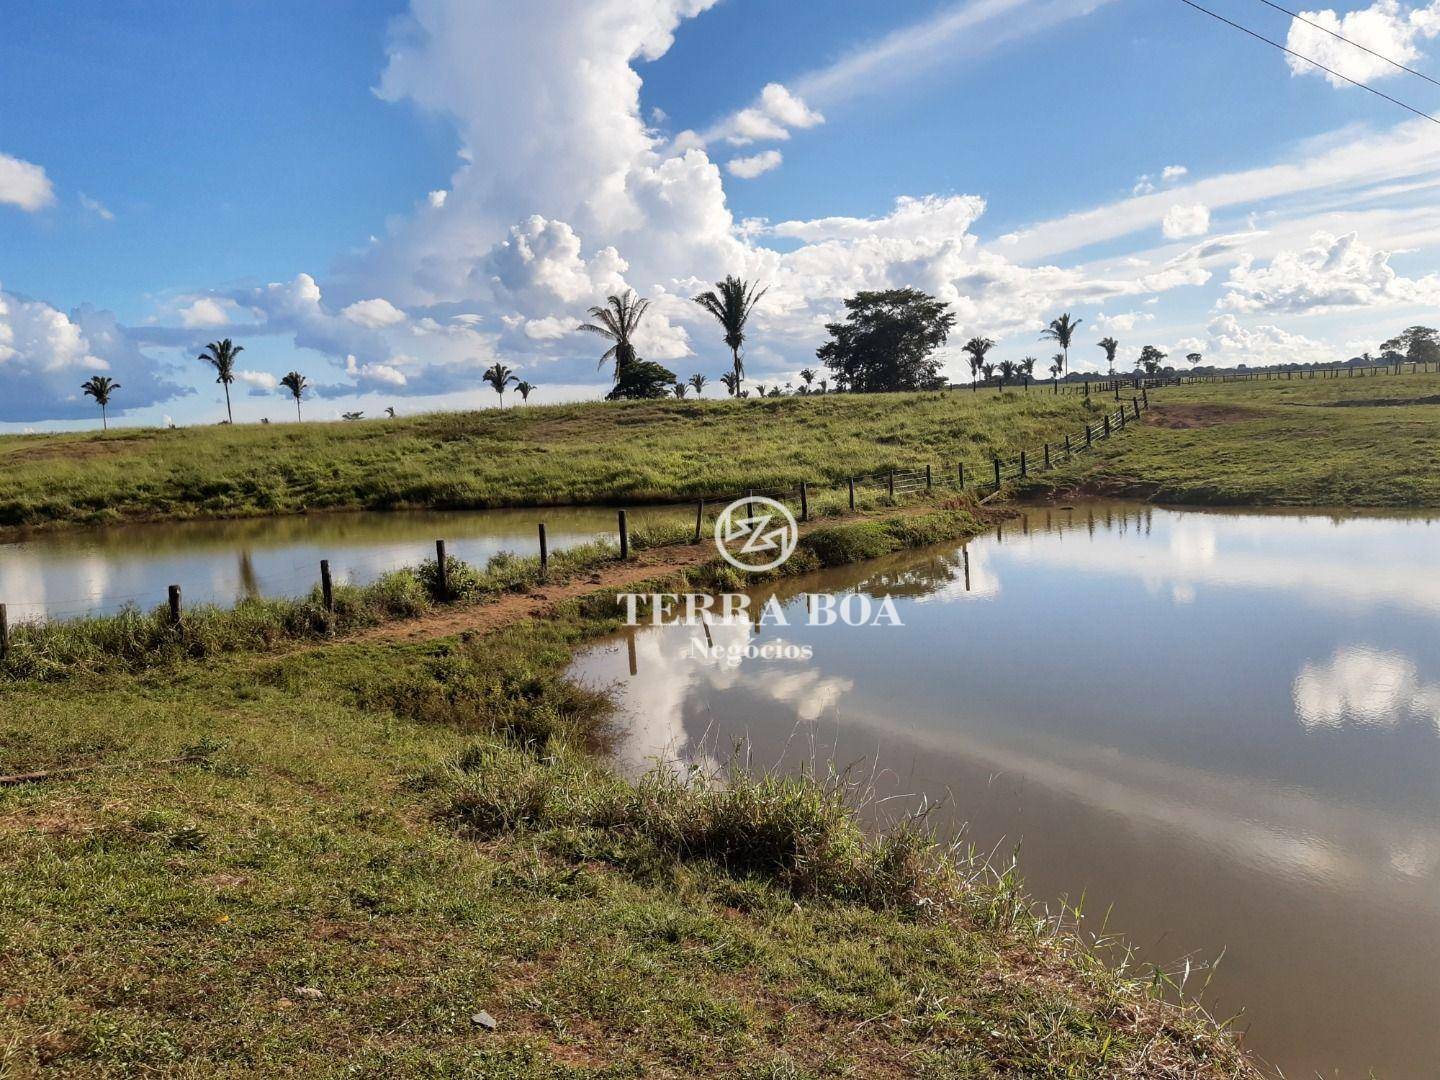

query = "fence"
[1027,358,1439,396]
[0,394,1152,644]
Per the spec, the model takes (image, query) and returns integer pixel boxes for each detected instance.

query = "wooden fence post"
[168,585,182,626]
[538,524,549,579]
[618,510,629,560]
[848,476,856,511]
[888,471,895,498]
[1019,450,1027,478]
[1142,388,1149,409]
[1043,443,1050,470]
[1064,434,1072,457]
[1103,415,1111,437]
[993,459,1001,488]
[957,463,965,489]
[320,559,333,611]
[0,603,8,661]
[925,463,932,491]
[435,540,449,599]
[800,482,809,522]
[693,501,703,543]
[1132,398,1141,420]
[1085,424,1092,447]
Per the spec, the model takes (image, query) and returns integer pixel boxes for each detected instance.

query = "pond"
[0,505,684,621]
[569,501,1440,1078]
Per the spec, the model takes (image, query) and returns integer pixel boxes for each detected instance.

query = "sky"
[2,0,1440,430]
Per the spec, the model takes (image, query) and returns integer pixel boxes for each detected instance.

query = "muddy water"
[0,505,685,621]
[569,502,1440,1078]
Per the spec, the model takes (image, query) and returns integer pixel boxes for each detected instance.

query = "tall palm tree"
[1097,336,1120,376]
[962,336,996,392]
[798,367,817,392]
[81,375,119,431]
[579,292,649,383]
[1040,314,1082,375]
[720,371,741,397]
[691,275,767,394]
[996,358,1018,390]
[199,339,244,423]
[1019,356,1037,387]
[515,380,535,403]
[688,373,707,397]
[279,371,307,421]
[484,362,517,406]
[1049,354,1065,386]
[980,362,995,385]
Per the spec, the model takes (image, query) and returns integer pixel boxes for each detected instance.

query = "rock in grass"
[294,986,324,1000]
[471,1010,498,1030]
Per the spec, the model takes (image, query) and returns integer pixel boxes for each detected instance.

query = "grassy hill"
[1,390,1103,531]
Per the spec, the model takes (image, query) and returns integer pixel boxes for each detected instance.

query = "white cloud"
[1093,310,1154,333]
[1161,164,1189,181]
[1293,646,1440,731]
[710,83,824,146]
[0,152,55,212]
[78,193,115,221]
[1162,203,1211,239]
[344,354,409,386]
[341,297,408,328]
[1286,0,1440,86]
[521,315,573,341]
[236,369,279,391]
[1218,230,1440,314]
[726,150,783,179]
[427,189,448,208]
[178,297,232,328]
[1203,314,1329,365]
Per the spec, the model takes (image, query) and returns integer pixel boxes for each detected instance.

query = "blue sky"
[3,0,1439,430]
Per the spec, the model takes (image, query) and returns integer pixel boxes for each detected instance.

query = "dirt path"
[343,499,987,649]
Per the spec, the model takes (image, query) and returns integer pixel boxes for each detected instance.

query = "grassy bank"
[0,508,1257,1076]
[1,390,1104,531]
[1041,371,1440,507]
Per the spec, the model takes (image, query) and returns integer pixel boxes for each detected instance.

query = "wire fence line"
[0,393,1154,636]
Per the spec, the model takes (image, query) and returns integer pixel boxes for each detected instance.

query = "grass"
[0,390,1108,531]
[1038,370,1440,507]
[0,546,1260,1075]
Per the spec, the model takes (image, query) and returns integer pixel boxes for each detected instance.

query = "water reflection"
[571,501,1440,1077]
[0,505,685,621]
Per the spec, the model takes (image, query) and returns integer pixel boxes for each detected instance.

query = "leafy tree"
[962,336,996,392]
[817,289,954,393]
[199,338,244,423]
[514,380,535,403]
[692,275,767,395]
[719,371,741,397]
[606,359,676,400]
[80,375,119,431]
[580,292,649,383]
[484,362,517,405]
[1380,326,1440,366]
[1185,351,1203,367]
[672,382,688,398]
[1097,336,1119,375]
[688,373,707,396]
[279,371,307,421]
[1137,345,1167,375]
[1040,313,1082,375]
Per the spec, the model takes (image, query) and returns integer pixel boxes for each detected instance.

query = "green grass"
[0,561,1258,1075]
[0,390,1108,531]
[1035,370,1440,507]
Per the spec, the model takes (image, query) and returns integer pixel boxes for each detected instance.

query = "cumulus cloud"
[1286,0,1440,86]
[0,152,56,212]
[0,286,189,421]
[1202,314,1328,365]
[1093,310,1155,333]
[1162,203,1211,239]
[1293,645,1440,731]
[707,83,824,146]
[1132,164,1188,196]
[236,369,279,394]
[726,150,783,179]
[341,297,407,328]
[1217,230,1440,314]
[178,297,233,328]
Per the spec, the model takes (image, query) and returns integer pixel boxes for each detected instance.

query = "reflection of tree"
[237,550,260,600]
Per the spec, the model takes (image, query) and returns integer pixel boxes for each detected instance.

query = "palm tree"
[279,371,307,420]
[799,367,817,392]
[81,375,119,431]
[1049,354,1065,387]
[1040,314,1082,375]
[199,339,244,423]
[385,406,397,418]
[691,275,767,395]
[962,337,996,392]
[980,362,995,385]
[754,383,767,398]
[817,379,828,394]
[484,362,517,405]
[1097,336,1120,376]
[672,382,688,399]
[720,371,741,397]
[515,380,535,403]
[579,292,649,383]
[688,373,707,397]
[996,359,1018,390]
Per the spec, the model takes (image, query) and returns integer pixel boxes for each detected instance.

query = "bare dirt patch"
[1145,403,1253,429]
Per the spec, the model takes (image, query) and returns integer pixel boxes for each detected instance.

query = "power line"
[1251,0,1440,89]
[1173,0,1440,126]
